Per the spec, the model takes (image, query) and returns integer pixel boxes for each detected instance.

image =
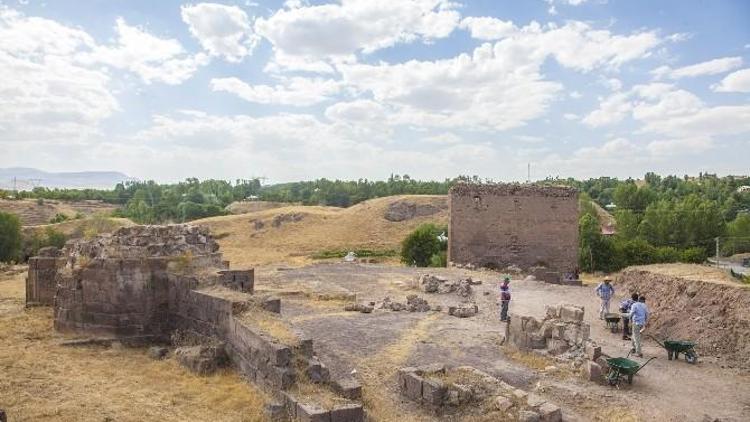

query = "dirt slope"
[225,200,300,214]
[196,195,448,267]
[0,199,118,226]
[617,265,750,370]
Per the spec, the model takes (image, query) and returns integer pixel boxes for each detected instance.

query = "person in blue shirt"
[619,293,639,340]
[595,277,615,319]
[629,295,649,357]
[499,276,511,322]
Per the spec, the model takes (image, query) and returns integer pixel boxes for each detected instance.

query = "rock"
[330,403,364,422]
[174,344,227,375]
[527,393,546,408]
[582,361,603,382]
[264,402,285,421]
[148,346,169,360]
[296,402,329,422]
[261,297,281,313]
[560,305,584,323]
[524,275,537,281]
[305,358,330,383]
[0,409,6,422]
[495,396,514,411]
[384,200,441,222]
[406,295,430,312]
[333,376,362,400]
[513,388,529,401]
[422,378,446,406]
[544,365,558,373]
[519,410,541,422]
[539,402,562,422]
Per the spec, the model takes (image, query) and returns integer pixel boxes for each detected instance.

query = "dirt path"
[259,263,750,422]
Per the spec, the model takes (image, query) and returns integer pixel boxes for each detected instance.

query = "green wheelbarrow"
[605,352,656,388]
[648,335,698,364]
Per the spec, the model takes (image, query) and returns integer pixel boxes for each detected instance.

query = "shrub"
[429,250,447,267]
[20,227,67,261]
[49,213,70,224]
[680,247,706,264]
[401,223,446,267]
[654,246,680,263]
[0,211,22,262]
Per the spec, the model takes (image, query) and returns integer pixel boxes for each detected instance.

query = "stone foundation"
[506,304,590,356]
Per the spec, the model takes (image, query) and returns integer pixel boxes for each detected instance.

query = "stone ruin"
[26,224,364,422]
[506,304,590,361]
[448,183,579,284]
[398,364,562,422]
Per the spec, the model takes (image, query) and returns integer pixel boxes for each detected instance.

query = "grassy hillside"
[196,195,448,267]
[0,199,118,226]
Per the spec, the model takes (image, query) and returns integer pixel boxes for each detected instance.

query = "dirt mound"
[617,267,750,369]
[0,199,118,226]
[384,198,445,222]
[225,200,298,215]
[194,195,448,267]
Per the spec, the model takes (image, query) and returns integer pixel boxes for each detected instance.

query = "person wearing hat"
[595,276,615,320]
[499,276,511,322]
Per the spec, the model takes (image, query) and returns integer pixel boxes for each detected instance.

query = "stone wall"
[26,247,63,306]
[448,184,579,274]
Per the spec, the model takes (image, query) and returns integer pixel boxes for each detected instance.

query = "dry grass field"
[197,195,448,267]
[0,199,118,226]
[0,272,269,422]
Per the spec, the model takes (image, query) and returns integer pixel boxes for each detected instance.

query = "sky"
[0,0,749,184]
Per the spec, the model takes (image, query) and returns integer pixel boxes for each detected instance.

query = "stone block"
[546,338,570,355]
[333,377,362,400]
[296,338,314,358]
[403,372,423,402]
[262,297,281,313]
[305,358,331,383]
[595,356,610,372]
[539,402,562,422]
[297,402,330,422]
[148,346,169,360]
[398,367,418,389]
[281,391,298,419]
[591,345,602,361]
[560,305,584,323]
[495,395,514,411]
[526,393,546,409]
[421,378,447,406]
[529,334,547,349]
[330,404,364,422]
[539,321,555,339]
[453,383,473,404]
[512,388,528,402]
[519,410,541,422]
[552,323,566,339]
[264,402,285,421]
[582,361,603,382]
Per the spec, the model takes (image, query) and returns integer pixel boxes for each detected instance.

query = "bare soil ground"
[255,263,750,422]
[0,199,118,226]
[225,200,301,214]
[0,271,269,422]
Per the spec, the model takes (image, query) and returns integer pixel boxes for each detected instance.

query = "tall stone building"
[448,184,579,277]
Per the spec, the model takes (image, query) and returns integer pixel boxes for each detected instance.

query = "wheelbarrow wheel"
[685,350,698,364]
[667,350,673,360]
[606,369,620,386]
[627,374,633,384]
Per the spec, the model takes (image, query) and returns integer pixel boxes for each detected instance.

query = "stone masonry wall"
[448,184,579,273]
[26,247,64,306]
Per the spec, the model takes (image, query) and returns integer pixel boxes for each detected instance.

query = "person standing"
[595,276,615,319]
[630,295,649,357]
[619,293,639,340]
[499,277,511,322]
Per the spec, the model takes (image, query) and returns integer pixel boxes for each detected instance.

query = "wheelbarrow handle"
[635,357,657,374]
[646,334,665,349]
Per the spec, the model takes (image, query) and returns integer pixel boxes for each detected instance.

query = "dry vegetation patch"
[0,272,269,422]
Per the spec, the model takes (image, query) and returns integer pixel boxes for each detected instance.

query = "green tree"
[401,224,446,267]
[0,212,22,262]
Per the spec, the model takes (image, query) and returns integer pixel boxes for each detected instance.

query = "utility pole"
[715,237,720,268]
[527,163,531,183]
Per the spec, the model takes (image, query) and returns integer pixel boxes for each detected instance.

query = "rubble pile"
[66,224,220,260]
[506,304,590,360]
[417,274,480,298]
[398,364,562,421]
[448,304,479,318]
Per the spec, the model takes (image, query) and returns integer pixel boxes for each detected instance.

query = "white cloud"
[569,91,582,99]
[181,3,258,62]
[324,99,387,123]
[80,18,209,85]
[255,0,461,72]
[422,133,463,144]
[712,68,750,93]
[563,113,579,120]
[210,76,341,106]
[0,8,117,144]
[582,91,632,127]
[646,137,713,156]
[459,17,516,40]
[651,56,743,79]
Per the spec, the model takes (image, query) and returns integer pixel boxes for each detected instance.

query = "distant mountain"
[0,167,134,190]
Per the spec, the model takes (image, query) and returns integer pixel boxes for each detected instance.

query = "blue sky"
[1,0,748,183]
